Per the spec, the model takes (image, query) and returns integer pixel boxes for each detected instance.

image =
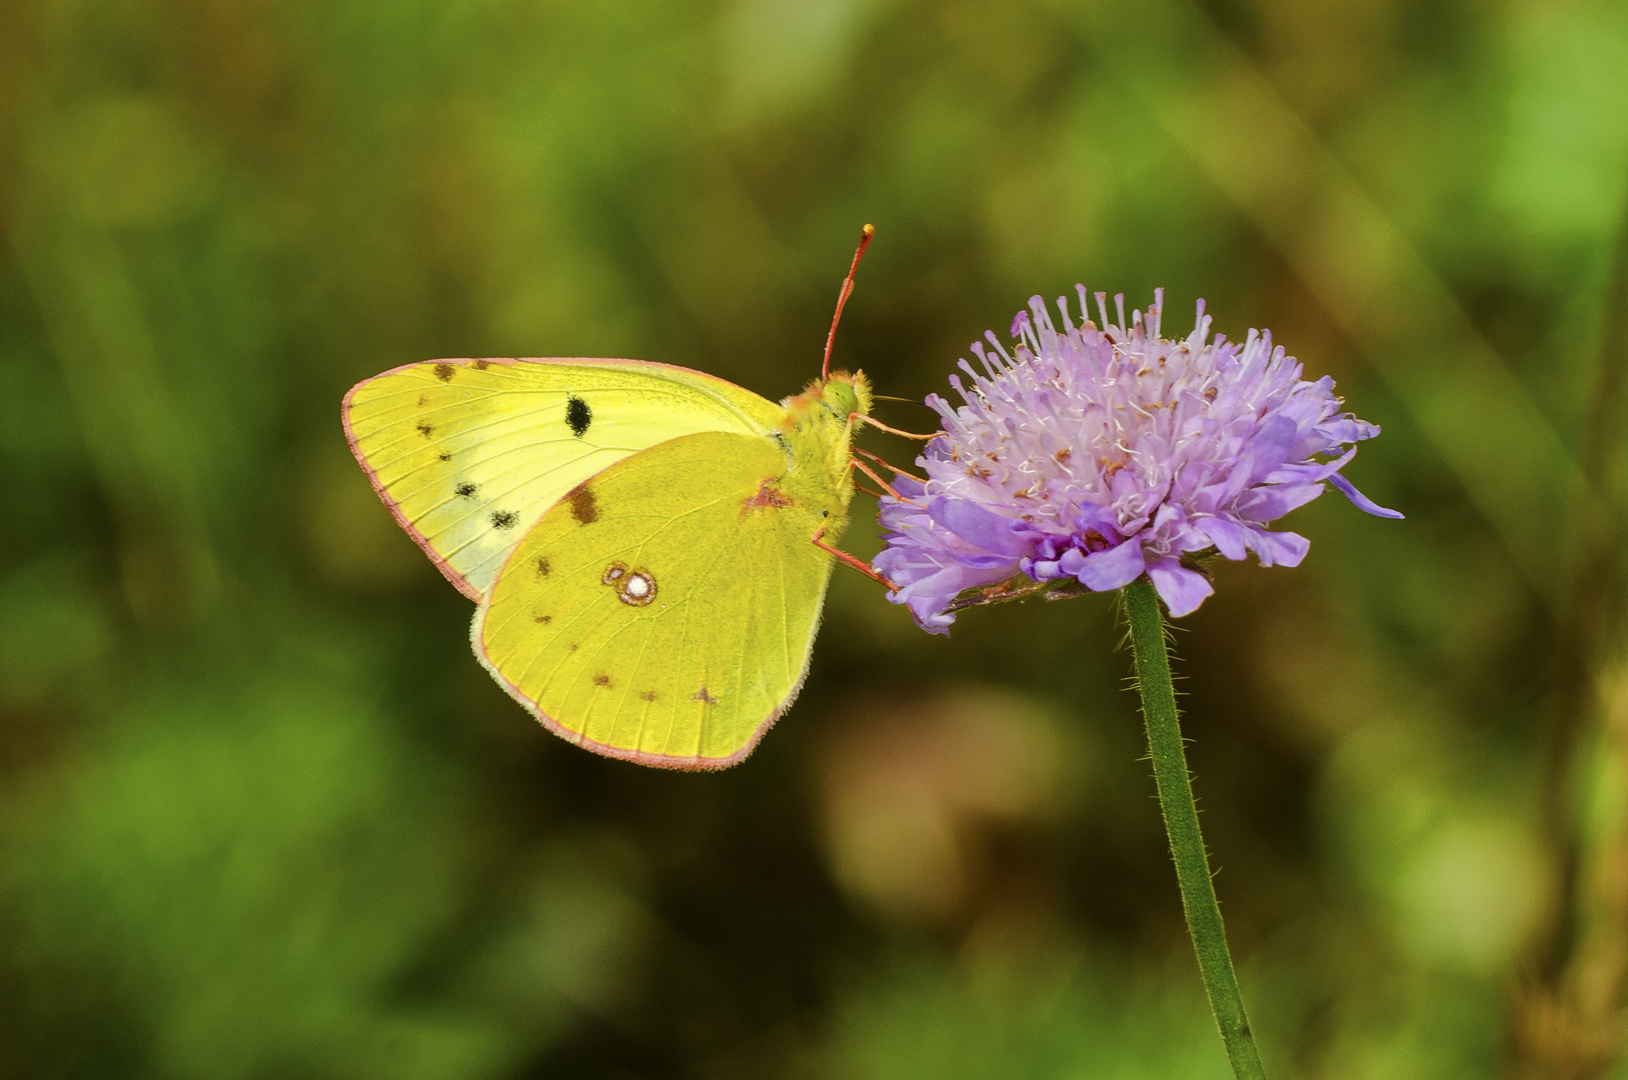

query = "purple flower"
[874,288,1401,633]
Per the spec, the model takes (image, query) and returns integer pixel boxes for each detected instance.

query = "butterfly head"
[811,370,872,423]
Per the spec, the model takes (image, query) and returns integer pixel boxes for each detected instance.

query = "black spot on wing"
[473,359,491,370]
[692,686,718,705]
[438,451,452,462]
[433,363,455,382]
[593,673,612,687]
[535,557,551,577]
[533,613,553,624]
[454,482,477,498]
[566,395,592,438]
[417,421,435,437]
[491,510,518,529]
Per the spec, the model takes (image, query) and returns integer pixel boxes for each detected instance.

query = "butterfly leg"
[811,525,896,591]
[852,450,926,494]
[852,413,941,441]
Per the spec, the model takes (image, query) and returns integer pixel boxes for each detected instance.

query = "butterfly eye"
[822,380,859,418]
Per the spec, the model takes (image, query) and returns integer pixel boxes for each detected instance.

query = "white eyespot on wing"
[619,571,656,606]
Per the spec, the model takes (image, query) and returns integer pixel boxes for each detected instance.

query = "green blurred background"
[3,0,1627,1077]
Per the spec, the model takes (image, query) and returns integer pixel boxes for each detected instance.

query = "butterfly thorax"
[776,371,872,535]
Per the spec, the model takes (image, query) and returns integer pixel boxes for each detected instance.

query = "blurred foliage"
[2,0,1627,1077]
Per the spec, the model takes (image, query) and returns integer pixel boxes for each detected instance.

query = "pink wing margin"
[469,601,821,772]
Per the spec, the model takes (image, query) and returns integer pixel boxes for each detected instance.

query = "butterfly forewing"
[343,358,787,600]
[473,431,835,769]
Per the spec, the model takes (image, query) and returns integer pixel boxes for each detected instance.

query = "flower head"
[874,287,1401,633]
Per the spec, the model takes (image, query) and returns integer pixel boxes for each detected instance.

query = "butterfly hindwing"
[342,358,787,600]
[473,430,835,769]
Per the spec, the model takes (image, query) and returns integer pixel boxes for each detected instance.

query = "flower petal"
[1263,447,1355,485]
[1234,481,1326,522]
[1074,537,1147,592]
[1329,473,1404,519]
[1246,414,1298,484]
[1147,558,1214,617]
[888,473,927,500]
[1195,516,1249,561]
[928,497,1034,557]
[1073,502,1123,543]
[1245,527,1310,567]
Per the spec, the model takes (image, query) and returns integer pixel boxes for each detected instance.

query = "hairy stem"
[1122,577,1267,1080]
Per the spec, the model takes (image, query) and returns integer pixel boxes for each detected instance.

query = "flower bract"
[874,287,1401,633]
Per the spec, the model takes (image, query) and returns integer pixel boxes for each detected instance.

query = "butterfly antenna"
[822,223,875,380]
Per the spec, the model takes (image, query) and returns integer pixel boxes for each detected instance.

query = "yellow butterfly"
[343,228,878,769]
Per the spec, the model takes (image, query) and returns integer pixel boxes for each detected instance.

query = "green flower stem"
[1122,578,1267,1080]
